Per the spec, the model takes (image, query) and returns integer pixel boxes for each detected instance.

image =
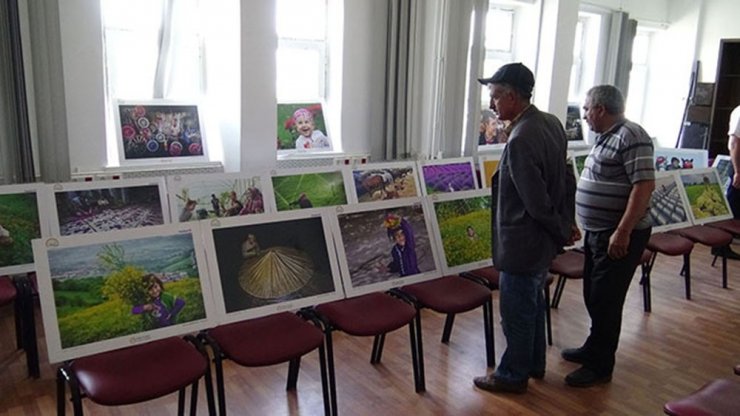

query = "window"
[626,28,652,124]
[568,12,603,104]
[276,0,328,102]
[480,6,515,109]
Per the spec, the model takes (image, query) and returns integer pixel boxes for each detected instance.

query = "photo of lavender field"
[421,162,476,195]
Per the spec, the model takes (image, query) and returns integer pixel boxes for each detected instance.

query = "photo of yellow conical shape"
[238,246,313,299]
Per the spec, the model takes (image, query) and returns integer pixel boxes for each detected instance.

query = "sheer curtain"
[0,0,35,184]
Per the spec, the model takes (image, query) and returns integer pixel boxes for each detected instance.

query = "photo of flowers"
[0,184,48,275]
[203,211,343,323]
[350,162,421,203]
[168,173,269,222]
[116,101,206,162]
[33,224,214,362]
[50,179,167,236]
[429,190,492,274]
[678,168,733,225]
[419,158,477,195]
[648,172,692,232]
[333,198,440,297]
[277,102,332,151]
[271,167,349,211]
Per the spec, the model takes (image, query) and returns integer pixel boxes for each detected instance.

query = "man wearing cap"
[473,63,577,394]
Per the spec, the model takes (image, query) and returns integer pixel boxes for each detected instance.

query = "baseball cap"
[477,62,535,96]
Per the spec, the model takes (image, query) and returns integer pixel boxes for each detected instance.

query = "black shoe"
[712,246,740,261]
[474,375,528,394]
[565,367,612,388]
[529,370,545,380]
[561,347,590,364]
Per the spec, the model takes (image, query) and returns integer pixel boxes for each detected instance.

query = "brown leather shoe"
[473,375,527,394]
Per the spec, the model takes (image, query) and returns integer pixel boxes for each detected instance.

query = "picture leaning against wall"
[277,102,332,151]
[677,168,733,225]
[0,184,49,275]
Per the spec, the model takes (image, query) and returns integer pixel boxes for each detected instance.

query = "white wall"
[696,0,740,82]
[585,0,668,22]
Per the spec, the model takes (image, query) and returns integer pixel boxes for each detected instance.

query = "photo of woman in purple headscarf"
[383,213,420,277]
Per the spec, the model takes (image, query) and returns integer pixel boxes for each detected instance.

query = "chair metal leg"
[544,286,553,346]
[57,367,67,416]
[551,276,567,309]
[441,313,455,344]
[683,253,692,300]
[324,330,338,416]
[409,312,425,392]
[66,367,84,416]
[316,344,332,416]
[483,300,495,368]
[212,353,227,416]
[370,333,386,364]
[287,358,300,390]
[722,252,728,288]
[14,275,40,378]
[187,379,199,416]
[13,292,23,350]
[177,387,186,416]
[641,252,657,313]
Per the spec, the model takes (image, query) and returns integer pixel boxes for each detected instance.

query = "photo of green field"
[0,192,41,271]
[433,196,492,267]
[272,172,347,211]
[680,172,730,220]
[46,233,207,348]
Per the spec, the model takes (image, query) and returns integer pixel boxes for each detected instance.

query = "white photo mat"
[166,171,274,223]
[330,197,442,298]
[348,161,422,204]
[649,171,694,233]
[417,157,478,195]
[712,155,734,188]
[425,189,493,275]
[32,222,216,363]
[676,167,733,225]
[0,183,52,275]
[654,147,709,172]
[268,165,353,212]
[201,209,344,325]
[48,177,169,236]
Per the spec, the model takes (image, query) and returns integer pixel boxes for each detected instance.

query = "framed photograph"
[349,161,421,203]
[167,172,271,223]
[572,149,591,179]
[331,198,441,298]
[712,155,734,188]
[476,109,507,146]
[418,157,477,195]
[202,210,344,324]
[32,223,216,363]
[648,172,693,233]
[277,102,333,152]
[0,183,50,275]
[566,103,584,141]
[427,189,492,275]
[115,100,208,165]
[654,147,708,172]
[49,178,168,236]
[269,166,351,212]
[676,168,733,225]
[478,153,502,188]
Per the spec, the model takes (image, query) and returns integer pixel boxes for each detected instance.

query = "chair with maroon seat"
[311,291,424,415]
[56,335,215,416]
[199,311,332,416]
[644,233,695,301]
[462,266,556,345]
[397,275,495,368]
[670,225,734,289]
[705,219,740,266]
[663,378,740,416]
[0,274,39,378]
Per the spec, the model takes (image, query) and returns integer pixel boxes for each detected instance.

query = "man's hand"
[608,228,631,259]
[565,225,582,246]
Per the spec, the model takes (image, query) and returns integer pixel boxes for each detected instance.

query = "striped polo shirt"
[576,120,655,231]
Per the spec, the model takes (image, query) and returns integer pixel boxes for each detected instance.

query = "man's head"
[478,63,534,121]
[583,85,625,134]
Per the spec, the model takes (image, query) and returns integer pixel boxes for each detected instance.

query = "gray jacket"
[491,105,575,274]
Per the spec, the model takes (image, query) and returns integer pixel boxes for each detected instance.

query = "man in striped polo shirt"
[563,85,655,388]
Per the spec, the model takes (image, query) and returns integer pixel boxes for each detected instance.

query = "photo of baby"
[277,103,332,151]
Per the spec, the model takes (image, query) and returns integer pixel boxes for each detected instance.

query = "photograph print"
[419,158,477,195]
[50,179,167,236]
[277,102,332,151]
[429,189,492,274]
[271,167,349,211]
[333,199,440,297]
[572,149,591,179]
[712,155,734,189]
[33,224,213,362]
[0,184,48,275]
[478,154,502,188]
[654,147,708,172]
[116,101,206,162]
[168,172,268,222]
[678,168,733,225]
[351,162,421,203]
[648,172,692,232]
[204,212,342,322]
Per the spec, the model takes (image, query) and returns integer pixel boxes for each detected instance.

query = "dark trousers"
[580,227,651,375]
[727,183,740,219]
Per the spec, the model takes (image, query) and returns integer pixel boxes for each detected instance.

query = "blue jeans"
[493,270,547,384]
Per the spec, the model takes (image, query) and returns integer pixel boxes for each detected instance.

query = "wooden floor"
[1,243,738,415]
